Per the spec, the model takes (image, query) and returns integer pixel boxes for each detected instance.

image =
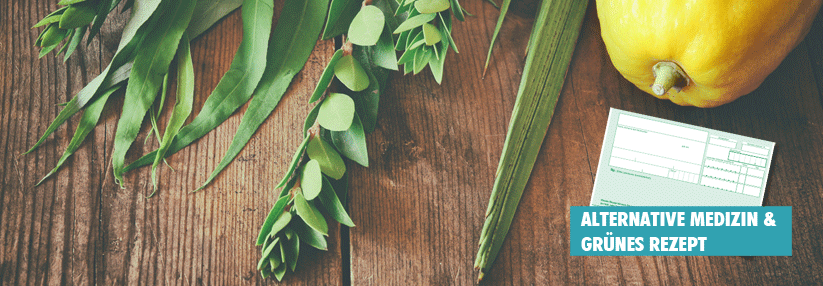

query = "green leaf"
[195,0,327,191]
[414,0,450,13]
[474,0,588,280]
[309,49,343,104]
[334,55,369,92]
[258,237,279,269]
[422,23,441,45]
[261,237,280,263]
[372,0,402,31]
[279,241,287,263]
[26,0,239,157]
[397,49,415,66]
[306,136,346,180]
[319,177,355,227]
[166,0,273,160]
[269,256,281,272]
[393,13,435,33]
[405,28,422,50]
[25,0,163,155]
[351,45,387,133]
[33,14,64,28]
[268,211,293,238]
[284,232,299,271]
[329,173,348,205]
[284,228,295,240]
[294,192,328,235]
[150,34,195,194]
[322,0,360,39]
[273,263,286,281]
[185,0,244,39]
[317,93,355,131]
[33,6,68,28]
[120,0,276,172]
[292,218,327,250]
[55,32,73,57]
[121,0,135,11]
[404,56,413,74]
[275,135,310,189]
[36,85,118,186]
[257,195,291,245]
[348,5,385,46]
[370,25,399,70]
[438,12,458,53]
[40,25,67,48]
[300,159,323,200]
[395,30,410,51]
[111,0,196,186]
[331,113,368,167]
[86,0,113,45]
[260,266,271,279]
[449,0,465,21]
[483,0,511,76]
[64,26,86,61]
[59,3,96,29]
[429,40,449,84]
[413,47,429,74]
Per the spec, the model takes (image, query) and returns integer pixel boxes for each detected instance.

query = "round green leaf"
[347,6,385,46]
[334,55,370,91]
[307,136,346,180]
[414,0,450,13]
[300,159,323,200]
[422,23,441,46]
[317,93,355,131]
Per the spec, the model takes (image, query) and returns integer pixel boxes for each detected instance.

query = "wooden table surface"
[3,0,823,285]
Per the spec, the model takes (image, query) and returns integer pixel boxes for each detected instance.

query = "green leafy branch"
[253,0,466,280]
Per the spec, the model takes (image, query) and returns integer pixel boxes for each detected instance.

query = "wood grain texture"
[349,0,823,285]
[3,0,823,285]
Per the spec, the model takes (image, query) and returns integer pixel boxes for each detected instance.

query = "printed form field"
[608,114,773,198]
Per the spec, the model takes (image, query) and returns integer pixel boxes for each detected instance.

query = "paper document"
[590,108,775,206]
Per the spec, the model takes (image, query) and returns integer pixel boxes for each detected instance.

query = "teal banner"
[570,207,791,256]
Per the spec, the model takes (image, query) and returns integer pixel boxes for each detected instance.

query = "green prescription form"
[590,108,775,206]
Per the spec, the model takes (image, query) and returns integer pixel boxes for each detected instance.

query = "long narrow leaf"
[474,0,588,281]
[123,0,273,173]
[196,0,329,191]
[149,33,195,195]
[482,0,510,77]
[25,0,163,154]
[111,0,196,185]
[64,26,87,61]
[185,0,244,39]
[86,0,114,44]
[321,0,360,40]
[36,85,119,185]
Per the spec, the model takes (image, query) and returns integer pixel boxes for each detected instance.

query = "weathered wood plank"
[349,0,823,285]
[3,0,823,285]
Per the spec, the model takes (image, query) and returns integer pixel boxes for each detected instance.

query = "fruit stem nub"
[652,61,688,96]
